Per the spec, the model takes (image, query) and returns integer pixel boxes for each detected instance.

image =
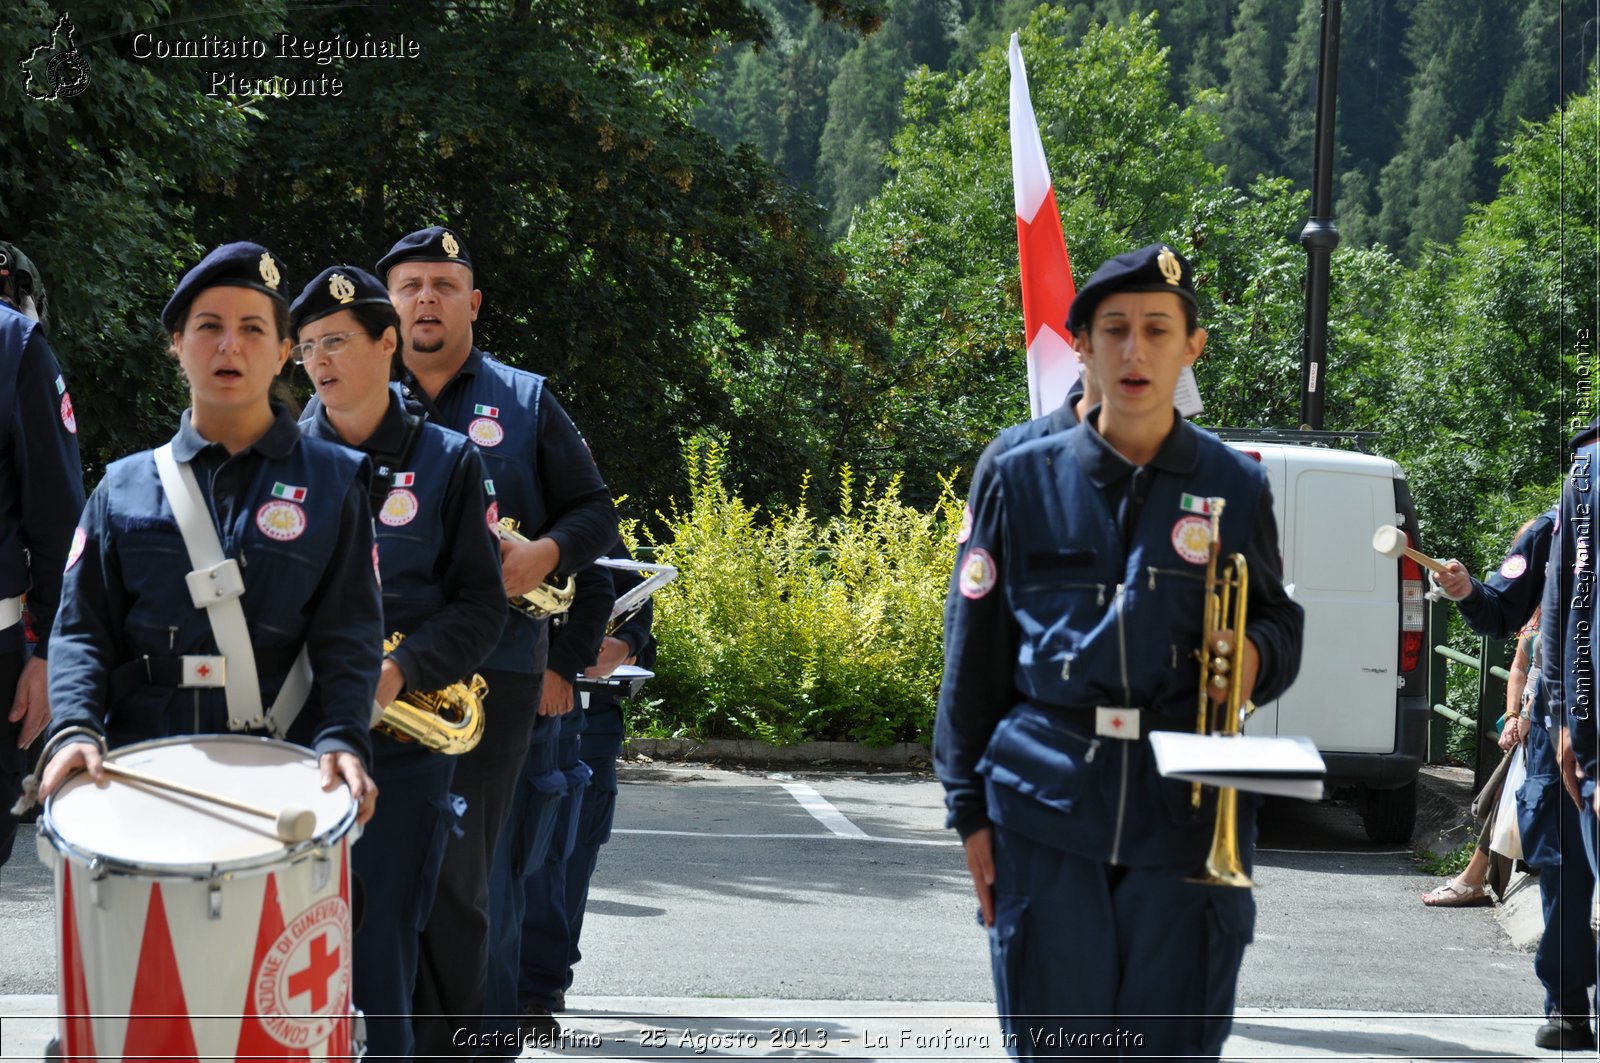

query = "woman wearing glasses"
[39,242,383,818]
[292,264,506,1061]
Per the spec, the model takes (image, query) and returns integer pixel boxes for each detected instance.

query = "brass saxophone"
[497,517,576,618]
[1190,497,1253,888]
[377,633,488,755]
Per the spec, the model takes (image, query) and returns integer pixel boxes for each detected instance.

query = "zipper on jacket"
[1109,582,1131,865]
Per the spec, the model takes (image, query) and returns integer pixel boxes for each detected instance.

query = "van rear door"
[1275,453,1402,753]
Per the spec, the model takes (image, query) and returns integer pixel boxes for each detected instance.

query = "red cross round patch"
[959,548,997,600]
[1499,554,1527,580]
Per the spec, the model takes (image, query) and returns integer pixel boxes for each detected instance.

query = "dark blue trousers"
[352,740,459,1061]
[556,720,624,989]
[1519,721,1596,1017]
[412,668,541,1063]
[0,651,25,868]
[988,824,1253,1060]
[481,709,564,1055]
[515,709,591,1009]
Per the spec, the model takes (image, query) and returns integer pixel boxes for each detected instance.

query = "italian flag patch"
[393,472,415,487]
[484,479,496,496]
[1179,493,1212,515]
[474,404,499,418]
[272,482,307,502]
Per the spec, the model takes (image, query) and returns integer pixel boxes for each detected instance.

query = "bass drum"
[37,735,362,1060]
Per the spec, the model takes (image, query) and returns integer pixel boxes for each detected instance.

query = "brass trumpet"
[1190,496,1253,889]
[377,633,488,755]
[497,517,576,618]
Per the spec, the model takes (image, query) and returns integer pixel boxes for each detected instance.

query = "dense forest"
[698,0,1596,256]
[4,0,1597,580]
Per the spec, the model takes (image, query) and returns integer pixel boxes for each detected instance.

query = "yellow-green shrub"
[626,441,961,746]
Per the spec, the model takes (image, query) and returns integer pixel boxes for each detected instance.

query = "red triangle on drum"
[236,872,309,1060]
[58,868,98,1060]
[122,883,199,1059]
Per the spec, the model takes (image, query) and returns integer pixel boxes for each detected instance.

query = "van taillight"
[1400,531,1425,673]
[1236,449,1262,463]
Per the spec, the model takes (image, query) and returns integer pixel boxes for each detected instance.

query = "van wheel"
[1362,781,1417,843]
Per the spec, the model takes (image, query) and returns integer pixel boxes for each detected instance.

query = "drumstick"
[1371,525,1449,576]
[100,762,315,843]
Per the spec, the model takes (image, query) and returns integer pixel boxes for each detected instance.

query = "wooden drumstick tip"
[275,806,315,844]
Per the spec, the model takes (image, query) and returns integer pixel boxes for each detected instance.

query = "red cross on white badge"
[195,664,210,679]
[288,932,341,1013]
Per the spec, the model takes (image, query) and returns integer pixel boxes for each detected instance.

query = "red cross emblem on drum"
[253,896,352,1048]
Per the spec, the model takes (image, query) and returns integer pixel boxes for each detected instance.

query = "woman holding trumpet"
[935,244,1304,1059]
[293,264,507,1061]
[39,242,382,814]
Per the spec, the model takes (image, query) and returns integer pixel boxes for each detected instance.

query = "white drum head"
[44,736,355,876]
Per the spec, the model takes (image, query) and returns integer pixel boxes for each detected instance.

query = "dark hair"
[346,299,406,380]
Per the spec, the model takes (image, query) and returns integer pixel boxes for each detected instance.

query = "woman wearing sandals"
[1422,607,1538,908]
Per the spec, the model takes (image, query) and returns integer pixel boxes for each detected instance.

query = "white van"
[1219,432,1430,842]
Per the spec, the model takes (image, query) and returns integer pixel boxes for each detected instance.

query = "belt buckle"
[181,655,226,688]
[1095,706,1141,740]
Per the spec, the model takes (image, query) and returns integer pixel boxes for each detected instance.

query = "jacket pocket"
[977,707,1098,816]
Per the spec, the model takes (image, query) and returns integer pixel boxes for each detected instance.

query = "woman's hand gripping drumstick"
[97,760,317,843]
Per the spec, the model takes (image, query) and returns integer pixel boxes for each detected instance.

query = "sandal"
[1422,878,1488,907]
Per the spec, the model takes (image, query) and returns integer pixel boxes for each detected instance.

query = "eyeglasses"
[291,331,360,365]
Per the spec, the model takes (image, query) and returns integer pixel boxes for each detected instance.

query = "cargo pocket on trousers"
[409,792,466,932]
[987,892,1030,1025]
[1198,888,1255,1054]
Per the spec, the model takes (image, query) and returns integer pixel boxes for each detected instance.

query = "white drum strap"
[0,595,21,631]
[152,445,312,736]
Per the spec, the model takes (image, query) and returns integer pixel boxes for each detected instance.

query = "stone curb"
[623,738,932,769]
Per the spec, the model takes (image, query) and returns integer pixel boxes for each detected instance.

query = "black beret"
[374,225,473,281]
[290,265,393,335]
[1065,243,1198,334]
[162,242,288,333]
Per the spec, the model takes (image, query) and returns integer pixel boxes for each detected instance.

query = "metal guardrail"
[1429,645,1512,731]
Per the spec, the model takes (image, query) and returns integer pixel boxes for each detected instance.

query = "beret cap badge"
[329,272,356,304]
[441,231,461,258]
[1157,246,1182,286]
[258,252,281,291]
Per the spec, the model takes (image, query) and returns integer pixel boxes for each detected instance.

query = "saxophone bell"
[497,517,576,618]
[376,633,488,755]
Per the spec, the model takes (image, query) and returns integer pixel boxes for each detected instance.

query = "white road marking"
[779,781,871,838]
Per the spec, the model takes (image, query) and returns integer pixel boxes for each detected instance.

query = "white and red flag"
[1009,33,1078,419]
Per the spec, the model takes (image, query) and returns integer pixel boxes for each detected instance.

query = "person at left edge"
[36,242,381,821]
[294,264,508,1061]
[0,240,85,867]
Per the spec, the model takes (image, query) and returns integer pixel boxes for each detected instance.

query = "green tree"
[1379,79,1599,569]
[2,1,280,478]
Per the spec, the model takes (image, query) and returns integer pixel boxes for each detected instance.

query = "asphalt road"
[0,760,1549,1058]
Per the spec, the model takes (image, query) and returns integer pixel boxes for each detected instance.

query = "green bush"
[628,440,961,746]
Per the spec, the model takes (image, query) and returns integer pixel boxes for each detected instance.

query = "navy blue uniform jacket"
[301,389,506,695]
[936,416,1304,867]
[1543,443,1598,776]
[1456,509,1555,640]
[0,305,85,656]
[48,407,381,763]
[397,349,616,675]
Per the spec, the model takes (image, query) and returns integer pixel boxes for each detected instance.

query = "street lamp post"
[1299,0,1342,431]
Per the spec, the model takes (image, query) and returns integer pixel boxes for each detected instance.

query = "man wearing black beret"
[935,243,1304,1059]
[377,226,617,1058]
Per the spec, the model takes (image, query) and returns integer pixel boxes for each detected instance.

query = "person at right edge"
[935,243,1304,1059]
[376,226,617,1061]
[1434,506,1596,1050]
[1540,413,1600,1053]
[0,240,85,867]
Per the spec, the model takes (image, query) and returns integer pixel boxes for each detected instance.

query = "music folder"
[1148,731,1327,800]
